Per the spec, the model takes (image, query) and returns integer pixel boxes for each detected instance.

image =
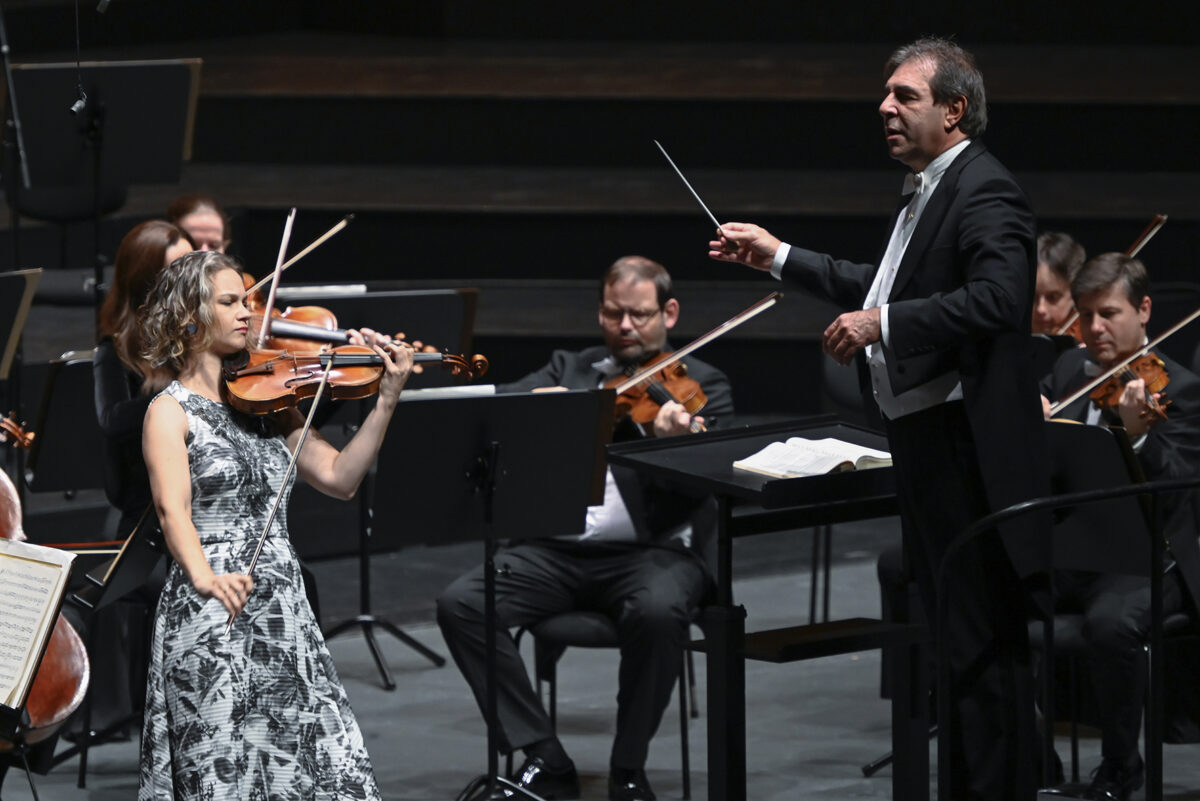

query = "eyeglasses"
[600,306,662,327]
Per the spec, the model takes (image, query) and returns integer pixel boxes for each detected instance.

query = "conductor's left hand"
[823,309,882,365]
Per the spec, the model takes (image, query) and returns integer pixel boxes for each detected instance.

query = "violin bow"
[224,356,334,635]
[614,291,782,395]
[1049,303,1200,416]
[1054,213,1167,336]
[245,214,354,297]
[254,208,297,350]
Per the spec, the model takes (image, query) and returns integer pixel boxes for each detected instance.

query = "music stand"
[297,288,481,680]
[49,507,163,784]
[370,388,612,800]
[23,352,106,493]
[4,59,199,309]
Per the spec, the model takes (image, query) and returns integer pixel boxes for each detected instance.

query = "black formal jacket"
[496,345,734,551]
[1041,347,1200,610]
[781,140,1051,578]
[93,337,155,537]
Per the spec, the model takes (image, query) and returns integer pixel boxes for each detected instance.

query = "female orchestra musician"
[83,220,196,739]
[166,193,231,254]
[1033,231,1086,336]
[137,251,411,800]
[96,220,196,536]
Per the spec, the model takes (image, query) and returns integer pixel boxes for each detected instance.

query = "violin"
[604,291,782,434]
[0,434,90,752]
[1087,352,1171,423]
[606,354,708,434]
[222,346,488,415]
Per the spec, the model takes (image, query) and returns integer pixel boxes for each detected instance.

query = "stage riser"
[188,96,1200,174]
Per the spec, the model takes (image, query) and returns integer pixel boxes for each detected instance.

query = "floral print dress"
[139,381,379,801]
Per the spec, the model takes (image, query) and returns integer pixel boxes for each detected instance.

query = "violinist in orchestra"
[709,37,1048,801]
[1039,252,1200,801]
[437,255,732,801]
[166,193,231,254]
[137,251,412,801]
[1033,231,1087,336]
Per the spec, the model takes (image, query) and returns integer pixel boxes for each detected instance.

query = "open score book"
[1,538,75,712]
[733,436,892,479]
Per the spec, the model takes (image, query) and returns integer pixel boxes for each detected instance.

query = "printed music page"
[0,538,74,710]
[733,437,892,479]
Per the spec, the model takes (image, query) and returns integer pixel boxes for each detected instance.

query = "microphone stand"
[0,1,32,268]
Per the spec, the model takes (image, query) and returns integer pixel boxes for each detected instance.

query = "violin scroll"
[0,412,35,449]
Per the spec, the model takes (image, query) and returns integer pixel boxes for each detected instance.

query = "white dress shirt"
[571,354,690,545]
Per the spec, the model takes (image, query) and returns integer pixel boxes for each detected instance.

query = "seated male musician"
[1040,252,1200,801]
[437,255,732,801]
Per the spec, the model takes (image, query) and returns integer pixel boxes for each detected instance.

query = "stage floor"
[5,520,1199,801]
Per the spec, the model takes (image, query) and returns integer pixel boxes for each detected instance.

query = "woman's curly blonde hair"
[140,251,243,374]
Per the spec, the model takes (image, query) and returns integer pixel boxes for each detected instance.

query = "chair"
[1030,611,1199,784]
[511,610,696,799]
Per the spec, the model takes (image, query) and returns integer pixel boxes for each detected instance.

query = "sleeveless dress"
[139,381,379,801]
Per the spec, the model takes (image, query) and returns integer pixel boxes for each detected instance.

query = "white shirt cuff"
[770,243,791,280]
[880,304,890,347]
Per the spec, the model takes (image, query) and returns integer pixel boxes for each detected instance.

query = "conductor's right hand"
[195,572,254,617]
[708,222,782,272]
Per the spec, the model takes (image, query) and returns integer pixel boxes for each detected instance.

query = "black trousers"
[436,539,707,770]
[886,402,1038,801]
[1055,567,1185,763]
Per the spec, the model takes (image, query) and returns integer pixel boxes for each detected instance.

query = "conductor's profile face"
[599,278,678,366]
[880,57,956,172]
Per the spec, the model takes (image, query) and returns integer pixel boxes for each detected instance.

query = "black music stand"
[50,508,163,785]
[23,353,106,494]
[301,288,481,683]
[370,388,611,801]
[4,59,199,307]
[607,418,928,801]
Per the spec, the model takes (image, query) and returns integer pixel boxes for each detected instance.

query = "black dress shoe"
[609,767,656,801]
[493,756,580,800]
[1085,755,1144,801]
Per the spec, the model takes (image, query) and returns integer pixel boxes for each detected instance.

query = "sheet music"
[0,539,74,709]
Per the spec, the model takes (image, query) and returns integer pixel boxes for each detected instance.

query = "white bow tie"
[901,172,924,197]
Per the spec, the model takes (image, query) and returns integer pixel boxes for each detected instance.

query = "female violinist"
[1033,231,1086,336]
[137,251,412,801]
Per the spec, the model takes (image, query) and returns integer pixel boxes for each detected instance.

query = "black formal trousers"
[436,539,707,769]
[1055,567,1185,762]
[886,401,1038,801]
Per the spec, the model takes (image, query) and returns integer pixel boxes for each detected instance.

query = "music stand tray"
[9,59,200,191]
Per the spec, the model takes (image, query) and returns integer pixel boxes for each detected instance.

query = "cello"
[0,430,90,756]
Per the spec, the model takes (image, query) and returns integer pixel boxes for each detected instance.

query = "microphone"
[69,95,86,115]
